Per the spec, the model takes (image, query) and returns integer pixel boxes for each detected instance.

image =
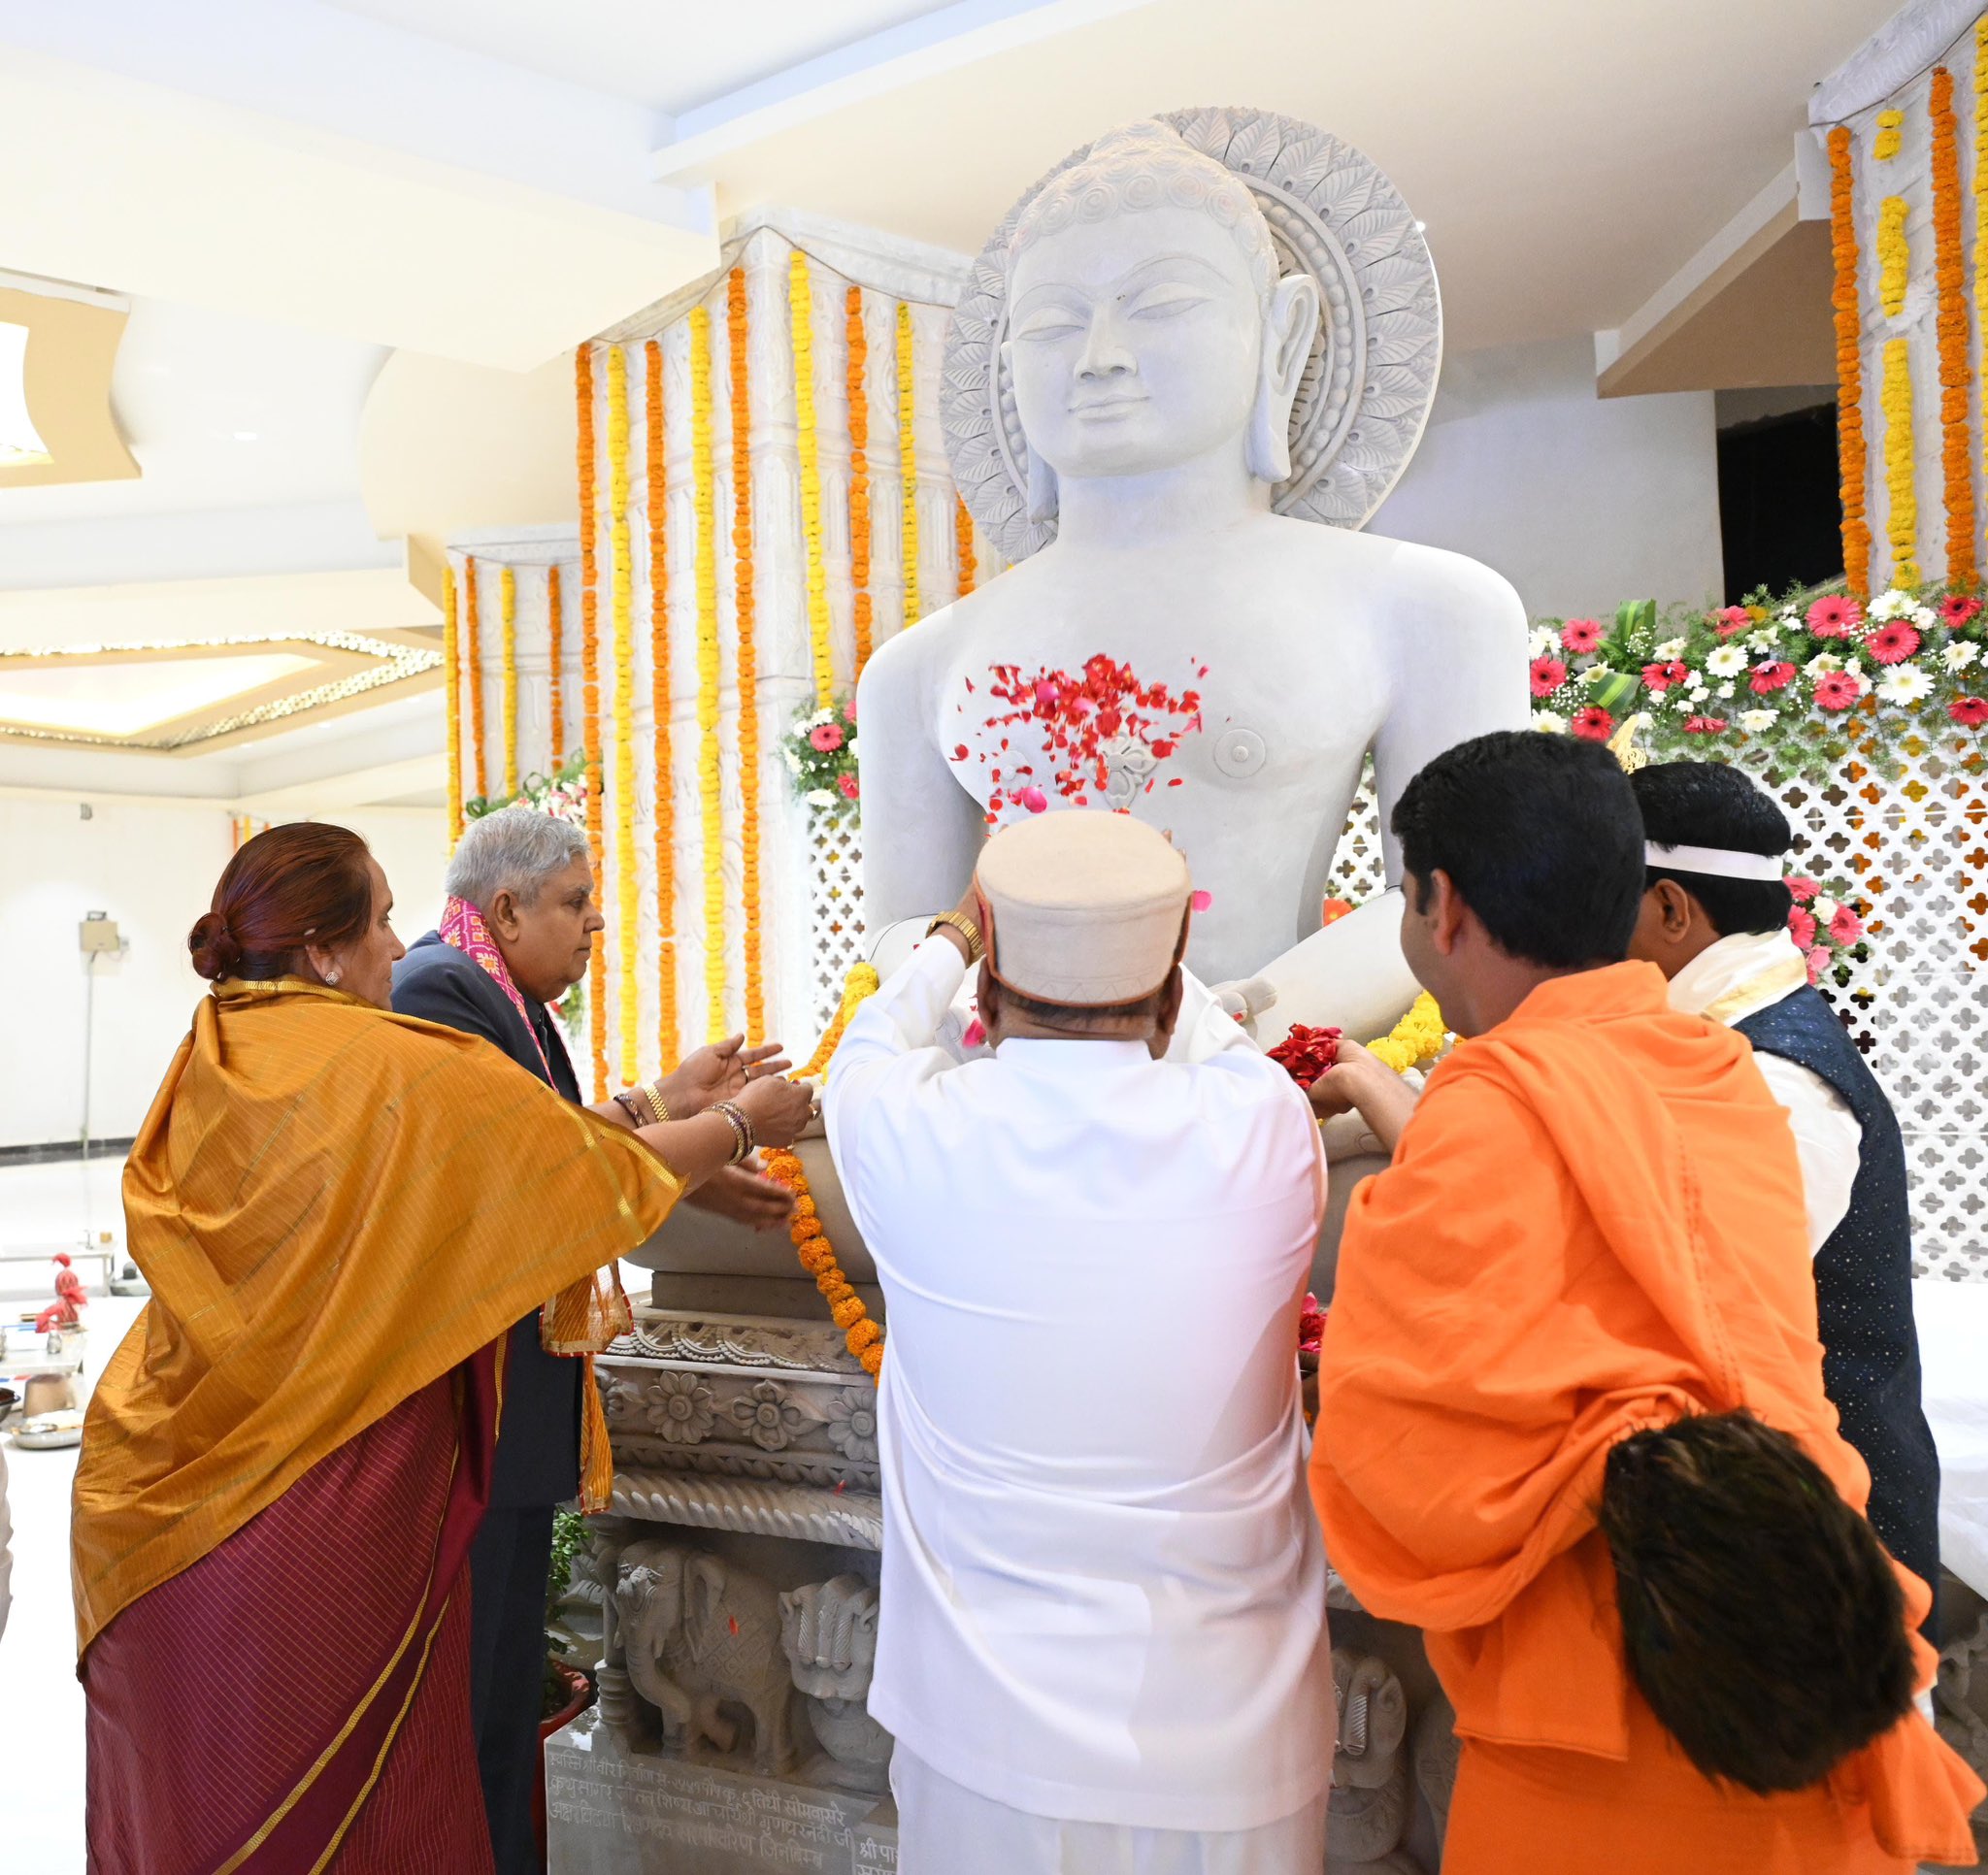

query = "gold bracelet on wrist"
[925,910,985,964]
[639,1079,671,1127]
[710,1100,755,1165]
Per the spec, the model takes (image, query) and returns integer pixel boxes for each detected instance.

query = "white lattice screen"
[811,749,1988,1280]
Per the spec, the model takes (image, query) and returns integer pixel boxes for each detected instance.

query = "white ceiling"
[323,0,954,113]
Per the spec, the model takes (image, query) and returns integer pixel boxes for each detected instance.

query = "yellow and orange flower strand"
[547,564,564,764]
[1874,108,1904,161]
[577,344,610,1099]
[728,269,766,1044]
[608,345,641,1083]
[847,285,875,678]
[1828,125,1872,596]
[690,307,726,1038]
[766,1148,884,1380]
[464,555,486,799]
[1882,336,1918,588]
[1876,194,1910,319]
[896,301,920,628]
[443,561,462,848]
[1976,20,1988,570]
[646,339,679,1067]
[956,494,977,600]
[1932,65,1976,586]
[499,564,519,798]
[791,252,835,707]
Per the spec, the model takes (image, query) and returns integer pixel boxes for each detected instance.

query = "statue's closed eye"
[1126,286,1211,320]
[1013,309,1086,342]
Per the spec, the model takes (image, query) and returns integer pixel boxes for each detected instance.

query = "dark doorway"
[1716,400,1843,602]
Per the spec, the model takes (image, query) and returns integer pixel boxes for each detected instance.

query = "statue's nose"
[1075,311,1136,379]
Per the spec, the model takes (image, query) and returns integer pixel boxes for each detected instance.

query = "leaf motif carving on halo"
[1171,107,1233,160]
[1309,160,1377,223]
[1365,324,1441,369]
[1224,115,1285,178]
[1356,387,1431,421]
[1265,130,1325,191]
[1281,133,1353,201]
[1337,206,1411,263]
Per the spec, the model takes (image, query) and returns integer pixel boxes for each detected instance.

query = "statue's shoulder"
[1347,530,1525,646]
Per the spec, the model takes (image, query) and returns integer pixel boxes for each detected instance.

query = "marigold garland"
[1882,336,1919,588]
[1931,66,1977,586]
[1976,20,1988,576]
[547,564,565,764]
[1875,108,1904,161]
[577,344,610,1100]
[442,562,462,849]
[1828,126,1872,596]
[846,285,875,677]
[690,306,727,1039]
[607,345,641,1083]
[764,1147,884,1381]
[646,339,679,1067]
[499,564,519,798]
[463,554,486,799]
[1365,991,1447,1073]
[1876,194,1910,320]
[956,493,977,599]
[795,963,881,1082]
[790,253,836,708]
[728,269,767,1044]
[896,301,920,628]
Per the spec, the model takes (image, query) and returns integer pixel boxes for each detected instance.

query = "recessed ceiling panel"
[0,650,316,736]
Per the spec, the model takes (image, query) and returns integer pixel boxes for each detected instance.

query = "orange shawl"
[74,978,679,1653]
[1311,963,1981,1866]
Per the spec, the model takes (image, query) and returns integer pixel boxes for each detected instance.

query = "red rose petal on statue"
[952,744,969,761]
[1191,890,1213,912]
[1019,786,1049,813]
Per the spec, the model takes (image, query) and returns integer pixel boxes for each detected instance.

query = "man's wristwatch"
[925,910,985,965]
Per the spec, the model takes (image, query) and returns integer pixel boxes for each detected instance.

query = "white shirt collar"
[992,1036,1154,1070]
[1667,928,1808,1028]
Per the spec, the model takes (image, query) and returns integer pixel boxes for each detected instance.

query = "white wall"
[1372,335,1723,618]
[0,795,447,1150]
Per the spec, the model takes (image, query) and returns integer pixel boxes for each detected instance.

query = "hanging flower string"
[1882,338,1919,588]
[1874,107,1904,161]
[646,339,679,1067]
[1976,22,1988,554]
[443,561,463,850]
[847,285,875,677]
[896,302,920,628]
[464,554,486,799]
[1829,126,1872,596]
[1930,65,1976,585]
[1876,194,1909,320]
[608,345,641,1082]
[790,252,835,707]
[547,564,565,764]
[729,268,767,1043]
[956,494,977,600]
[690,305,727,1039]
[796,963,881,1080]
[576,344,610,1100]
[500,564,519,798]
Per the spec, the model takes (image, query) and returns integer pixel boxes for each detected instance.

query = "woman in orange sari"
[75,823,812,1873]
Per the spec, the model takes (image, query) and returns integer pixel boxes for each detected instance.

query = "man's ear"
[1652,877,1698,942]
[1427,868,1468,957]
[977,961,1000,1032]
[1154,965,1186,1040]
[486,886,521,942]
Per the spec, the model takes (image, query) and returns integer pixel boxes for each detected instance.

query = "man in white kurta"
[824,810,1332,1875]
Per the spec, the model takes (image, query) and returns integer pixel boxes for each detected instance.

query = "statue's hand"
[1209,975,1277,1032]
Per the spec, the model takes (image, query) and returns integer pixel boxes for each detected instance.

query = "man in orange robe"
[1309,732,1981,1875]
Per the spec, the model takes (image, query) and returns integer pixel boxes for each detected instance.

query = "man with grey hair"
[393,805,803,1872]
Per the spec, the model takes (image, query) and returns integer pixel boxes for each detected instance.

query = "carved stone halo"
[943,106,1443,563]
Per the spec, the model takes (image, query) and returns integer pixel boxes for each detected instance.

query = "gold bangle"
[710,1101,754,1165]
[925,910,984,964]
[640,1079,671,1126]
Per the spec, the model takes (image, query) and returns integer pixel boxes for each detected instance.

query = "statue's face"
[1008,205,1264,480]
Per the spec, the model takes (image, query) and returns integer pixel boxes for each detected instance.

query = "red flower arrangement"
[1866,622,1921,665]
[1939,594,1982,626]
[1950,696,1988,727]
[1529,656,1567,696]
[1789,906,1818,949]
[1561,618,1604,654]
[838,773,860,802]
[1813,672,1865,711]
[1268,1023,1342,1090]
[1682,715,1729,735]
[1829,904,1865,945]
[1711,606,1753,639]
[1786,875,1819,905]
[1571,705,1615,740]
[1641,659,1690,694]
[810,721,845,752]
[1806,594,1864,638]
[1749,660,1797,694]
[1297,1293,1326,1358]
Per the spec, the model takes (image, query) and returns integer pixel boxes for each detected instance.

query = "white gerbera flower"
[1943,640,1980,672]
[1747,630,1780,652]
[1531,708,1566,735]
[1654,638,1688,661]
[1529,627,1557,659]
[1876,662,1935,706]
[1868,589,1911,620]
[1715,681,1736,700]
[1806,652,1844,677]
[1685,676,1709,700]
[1579,663,1611,686]
[805,788,837,807]
[780,745,802,773]
[1706,644,1747,677]
[1738,708,1778,733]
[1912,605,1938,632]
[1812,895,1840,925]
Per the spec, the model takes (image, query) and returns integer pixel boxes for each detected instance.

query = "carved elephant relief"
[779,1574,894,1793]
[613,1538,795,1775]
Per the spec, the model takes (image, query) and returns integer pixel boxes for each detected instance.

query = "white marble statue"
[864,116,1525,1039]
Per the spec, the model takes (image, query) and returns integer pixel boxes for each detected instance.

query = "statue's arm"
[854,625,985,928]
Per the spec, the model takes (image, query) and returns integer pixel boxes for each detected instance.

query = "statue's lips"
[1069,395,1149,419]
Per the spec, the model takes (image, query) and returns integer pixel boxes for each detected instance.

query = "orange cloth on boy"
[1311,962,1981,1874]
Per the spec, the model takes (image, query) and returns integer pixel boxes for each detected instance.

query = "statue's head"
[779,1575,880,1701]
[1003,120,1320,517]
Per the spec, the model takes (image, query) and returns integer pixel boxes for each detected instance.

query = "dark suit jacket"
[392,931,584,1508]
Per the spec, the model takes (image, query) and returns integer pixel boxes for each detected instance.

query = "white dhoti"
[891,1748,1329,1875]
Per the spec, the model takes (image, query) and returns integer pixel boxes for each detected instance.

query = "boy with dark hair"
[1309,731,1979,1875]
[1628,759,1940,1630]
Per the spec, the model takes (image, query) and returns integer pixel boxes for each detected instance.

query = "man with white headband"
[824,808,1332,1873]
[1627,760,1940,1634]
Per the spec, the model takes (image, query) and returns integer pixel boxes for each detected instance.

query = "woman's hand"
[683,1165,795,1232]
[659,1035,792,1117]
[735,1072,816,1151]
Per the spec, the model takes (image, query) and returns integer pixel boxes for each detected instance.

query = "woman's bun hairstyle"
[187,911,243,981]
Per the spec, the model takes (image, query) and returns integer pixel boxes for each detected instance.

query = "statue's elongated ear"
[1002,337,1061,523]
[1245,273,1321,484]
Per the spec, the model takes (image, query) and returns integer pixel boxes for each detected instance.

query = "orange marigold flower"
[790,1215,824,1243]
[859,1343,885,1377]
[831,1297,867,1330]
[792,1195,817,1219]
[846,1319,883,1353]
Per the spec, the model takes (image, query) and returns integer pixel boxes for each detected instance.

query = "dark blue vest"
[1736,987,1941,1623]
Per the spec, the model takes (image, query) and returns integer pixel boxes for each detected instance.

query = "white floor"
[0,1154,140,1875]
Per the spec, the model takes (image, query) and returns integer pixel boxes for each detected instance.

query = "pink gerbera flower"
[810,721,845,752]
[1813,672,1865,711]
[1939,595,1981,626]
[1641,660,1690,695]
[845,693,859,722]
[1788,906,1818,949]
[1949,696,1988,727]
[1529,656,1567,697]
[838,772,860,801]
[1682,715,1729,735]
[1829,905,1864,945]
[1750,660,1797,694]
[1571,705,1615,741]
[1785,874,1819,903]
[1865,622,1921,664]
[1711,606,1753,639]
[1806,945,1833,986]
[1806,595,1865,639]
[1561,618,1604,654]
